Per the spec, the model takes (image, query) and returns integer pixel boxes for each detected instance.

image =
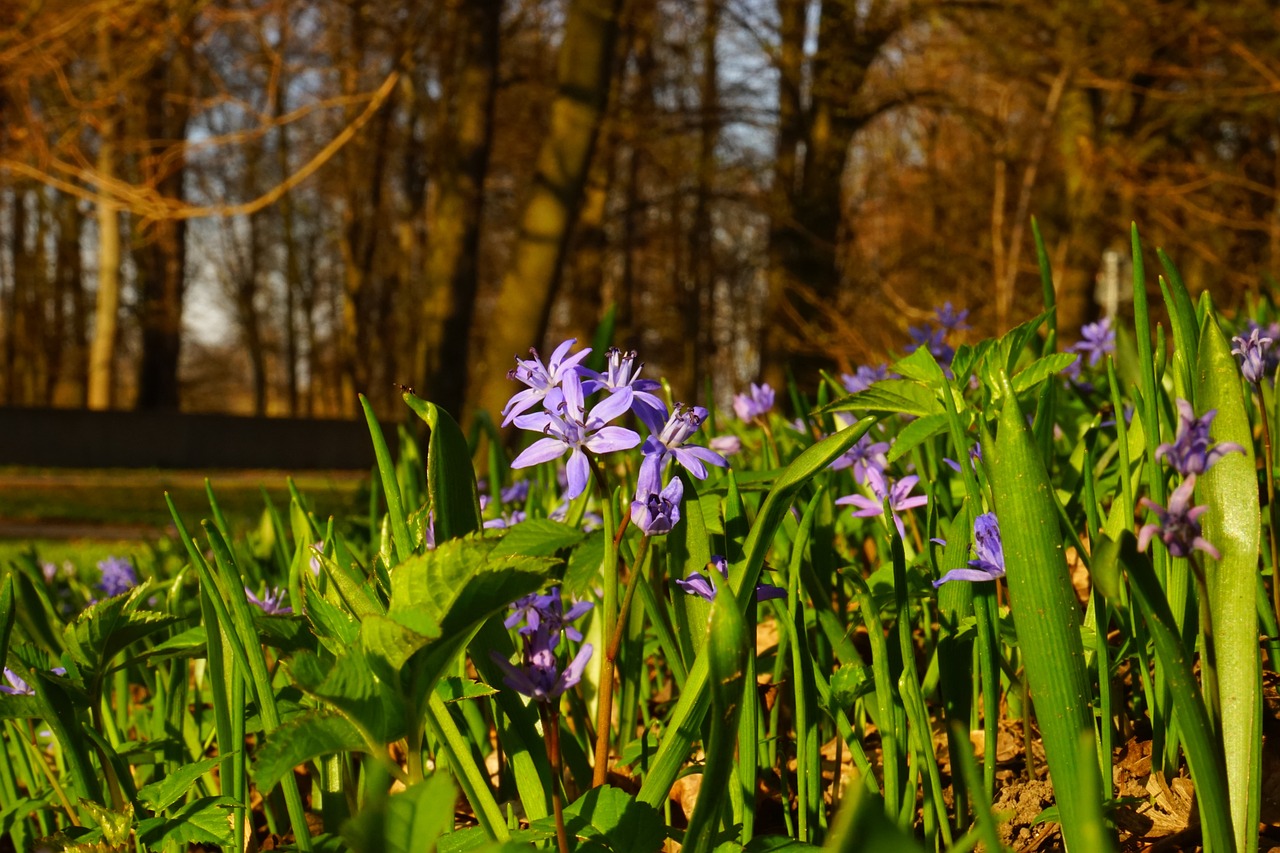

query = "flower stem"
[591,533,649,786]
[544,705,572,853]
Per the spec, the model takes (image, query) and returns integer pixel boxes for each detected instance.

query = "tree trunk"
[467,0,624,421]
[51,192,84,404]
[134,41,191,410]
[688,0,720,400]
[416,0,500,419]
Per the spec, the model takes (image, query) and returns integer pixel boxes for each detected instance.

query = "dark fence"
[0,407,376,470]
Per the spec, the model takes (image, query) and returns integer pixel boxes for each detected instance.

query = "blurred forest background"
[2,0,1279,422]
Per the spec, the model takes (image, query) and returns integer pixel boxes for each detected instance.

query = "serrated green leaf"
[289,651,406,743]
[0,694,41,719]
[885,413,949,464]
[361,613,441,685]
[436,676,498,703]
[1010,352,1078,394]
[138,753,227,812]
[819,380,942,418]
[251,710,369,792]
[491,519,586,557]
[79,799,133,847]
[389,538,556,637]
[135,797,237,847]
[890,346,944,383]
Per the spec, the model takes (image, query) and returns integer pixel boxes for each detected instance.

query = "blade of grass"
[361,394,413,564]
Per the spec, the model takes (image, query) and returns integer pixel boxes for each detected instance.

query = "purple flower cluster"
[1,666,66,696]
[829,430,890,486]
[1138,476,1218,560]
[1139,400,1240,560]
[493,588,593,704]
[97,556,138,597]
[1156,399,1245,476]
[674,556,785,603]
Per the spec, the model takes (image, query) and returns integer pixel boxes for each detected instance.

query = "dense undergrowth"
[3,225,1279,853]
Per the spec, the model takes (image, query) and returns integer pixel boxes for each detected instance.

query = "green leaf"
[1010,352,1078,394]
[404,392,484,542]
[343,774,458,853]
[491,519,586,557]
[1196,307,1262,853]
[389,538,556,638]
[138,753,227,812]
[819,380,943,418]
[290,651,407,744]
[683,591,748,853]
[885,413,948,464]
[362,394,414,564]
[0,576,14,681]
[987,377,1106,853]
[135,797,237,847]
[63,592,182,677]
[361,613,441,685]
[563,530,606,597]
[251,710,370,792]
[436,676,498,704]
[530,786,665,853]
[79,800,133,847]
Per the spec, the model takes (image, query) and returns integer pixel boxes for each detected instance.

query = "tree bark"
[418,0,501,420]
[467,0,624,421]
[133,35,191,410]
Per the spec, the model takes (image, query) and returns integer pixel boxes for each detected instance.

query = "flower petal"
[511,437,569,469]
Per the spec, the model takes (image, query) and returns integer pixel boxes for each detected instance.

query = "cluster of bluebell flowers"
[492,588,594,704]
[1138,399,1242,559]
[1232,326,1275,385]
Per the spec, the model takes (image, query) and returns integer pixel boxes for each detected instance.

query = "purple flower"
[510,372,641,500]
[1244,320,1280,377]
[504,587,593,643]
[733,383,775,422]
[1232,327,1274,385]
[674,556,785,603]
[484,510,528,530]
[943,442,983,474]
[638,404,727,494]
[708,434,743,456]
[1,668,32,696]
[840,364,889,394]
[501,339,593,426]
[245,586,292,616]
[500,479,530,506]
[829,431,890,485]
[631,474,683,536]
[933,513,1005,586]
[1137,475,1219,560]
[1,666,65,696]
[1155,399,1245,476]
[490,625,594,704]
[97,557,137,597]
[580,347,669,434]
[935,302,971,333]
[1069,317,1115,368]
[835,468,928,538]
[907,325,954,364]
